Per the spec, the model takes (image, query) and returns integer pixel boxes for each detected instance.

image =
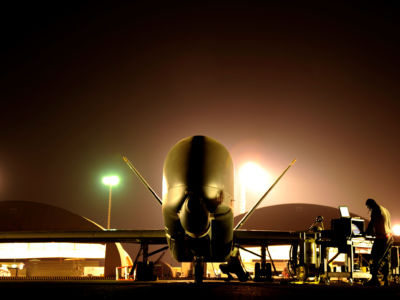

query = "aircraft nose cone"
[180,195,210,238]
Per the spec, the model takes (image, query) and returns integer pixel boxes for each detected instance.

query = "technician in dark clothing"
[364,198,393,286]
[219,247,249,282]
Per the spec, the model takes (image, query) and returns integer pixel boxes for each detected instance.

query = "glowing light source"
[239,162,271,192]
[238,162,272,214]
[393,224,400,236]
[0,243,106,259]
[102,175,120,186]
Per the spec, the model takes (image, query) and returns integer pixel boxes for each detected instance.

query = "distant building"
[0,201,132,278]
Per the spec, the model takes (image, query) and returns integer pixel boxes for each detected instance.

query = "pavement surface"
[1,280,399,300]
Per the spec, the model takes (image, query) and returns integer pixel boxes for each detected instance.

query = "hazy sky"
[1,2,399,230]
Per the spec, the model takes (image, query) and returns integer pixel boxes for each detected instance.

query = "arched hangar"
[0,201,132,278]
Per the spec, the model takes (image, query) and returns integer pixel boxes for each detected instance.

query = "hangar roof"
[234,203,366,231]
[0,201,131,271]
[0,201,102,231]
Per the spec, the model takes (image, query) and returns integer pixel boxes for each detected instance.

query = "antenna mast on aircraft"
[122,155,163,205]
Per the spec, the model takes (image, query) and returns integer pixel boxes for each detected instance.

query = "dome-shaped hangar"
[234,203,367,231]
[0,201,102,231]
[0,201,132,278]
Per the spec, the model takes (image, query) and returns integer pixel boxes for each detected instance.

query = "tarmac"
[1,280,400,300]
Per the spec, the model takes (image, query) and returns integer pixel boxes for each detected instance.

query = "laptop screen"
[339,206,350,218]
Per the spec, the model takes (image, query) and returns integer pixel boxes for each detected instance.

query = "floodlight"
[393,224,400,236]
[102,175,120,186]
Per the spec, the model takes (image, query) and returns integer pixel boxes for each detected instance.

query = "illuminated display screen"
[339,206,350,218]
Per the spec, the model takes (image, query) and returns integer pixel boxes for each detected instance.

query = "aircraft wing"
[0,229,302,246]
[0,229,167,244]
[234,229,300,246]
[234,229,400,247]
[0,229,301,248]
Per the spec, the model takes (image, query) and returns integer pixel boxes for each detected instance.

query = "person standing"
[364,198,393,286]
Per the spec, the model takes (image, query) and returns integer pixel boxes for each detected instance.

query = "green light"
[102,175,120,186]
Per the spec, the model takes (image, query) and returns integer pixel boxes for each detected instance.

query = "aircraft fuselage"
[162,136,234,262]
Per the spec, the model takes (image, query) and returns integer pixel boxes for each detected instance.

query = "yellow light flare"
[393,224,400,236]
[238,161,273,214]
[239,162,272,193]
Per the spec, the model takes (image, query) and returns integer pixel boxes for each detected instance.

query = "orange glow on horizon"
[0,243,106,259]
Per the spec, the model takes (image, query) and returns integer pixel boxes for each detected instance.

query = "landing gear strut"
[194,257,205,284]
[130,242,169,281]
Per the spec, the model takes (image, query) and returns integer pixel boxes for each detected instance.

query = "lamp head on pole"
[102,175,120,186]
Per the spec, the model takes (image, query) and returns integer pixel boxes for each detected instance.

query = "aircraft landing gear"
[135,262,156,281]
[254,262,272,282]
[194,257,205,284]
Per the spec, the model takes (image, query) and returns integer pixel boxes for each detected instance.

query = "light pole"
[102,175,120,230]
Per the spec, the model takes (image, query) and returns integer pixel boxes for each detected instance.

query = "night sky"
[1,2,399,231]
